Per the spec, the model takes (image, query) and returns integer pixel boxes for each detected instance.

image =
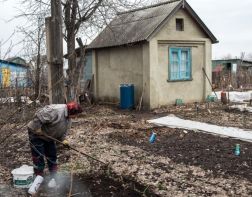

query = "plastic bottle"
[234,144,240,156]
[28,175,44,195]
[149,132,157,143]
[48,178,57,188]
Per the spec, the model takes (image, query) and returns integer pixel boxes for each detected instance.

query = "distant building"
[212,59,252,89]
[6,57,27,66]
[0,58,29,88]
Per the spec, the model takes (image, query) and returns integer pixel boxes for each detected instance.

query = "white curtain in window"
[181,51,188,78]
[171,52,179,79]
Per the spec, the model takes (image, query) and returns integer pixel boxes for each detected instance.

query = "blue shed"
[64,47,93,94]
[0,59,29,88]
[83,50,93,81]
[64,47,92,80]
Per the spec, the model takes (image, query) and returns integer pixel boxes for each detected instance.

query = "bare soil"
[0,101,252,196]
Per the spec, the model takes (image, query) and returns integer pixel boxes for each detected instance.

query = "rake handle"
[44,134,106,165]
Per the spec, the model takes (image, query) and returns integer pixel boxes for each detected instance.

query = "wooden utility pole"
[46,0,64,104]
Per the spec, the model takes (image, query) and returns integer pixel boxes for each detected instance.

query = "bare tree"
[16,11,46,100]
[62,0,147,101]
[16,0,148,102]
[0,31,16,60]
[221,53,233,60]
[246,53,252,61]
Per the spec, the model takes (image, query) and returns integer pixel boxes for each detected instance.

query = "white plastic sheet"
[230,104,252,113]
[214,91,252,103]
[148,115,252,142]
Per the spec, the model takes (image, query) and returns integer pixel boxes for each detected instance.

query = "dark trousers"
[28,130,58,176]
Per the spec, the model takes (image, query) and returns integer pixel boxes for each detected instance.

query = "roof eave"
[213,59,252,64]
[117,0,181,15]
[184,1,218,44]
[0,59,29,68]
[87,40,147,50]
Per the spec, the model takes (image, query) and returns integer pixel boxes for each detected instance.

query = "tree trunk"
[46,0,64,104]
[66,31,76,102]
[34,53,41,100]
[65,0,78,102]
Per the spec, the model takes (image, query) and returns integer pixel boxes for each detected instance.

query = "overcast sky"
[0,0,252,59]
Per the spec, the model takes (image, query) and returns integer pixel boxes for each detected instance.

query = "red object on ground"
[221,91,227,104]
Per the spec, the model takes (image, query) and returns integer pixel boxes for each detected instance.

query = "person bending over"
[27,101,82,178]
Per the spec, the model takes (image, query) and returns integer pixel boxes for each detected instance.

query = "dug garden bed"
[108,127,252,182]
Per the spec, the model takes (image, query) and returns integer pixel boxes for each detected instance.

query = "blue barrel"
[120,84,134,109]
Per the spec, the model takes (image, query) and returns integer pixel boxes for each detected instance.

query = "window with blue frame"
[169,48,191,81]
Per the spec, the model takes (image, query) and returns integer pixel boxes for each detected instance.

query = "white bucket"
[11,165,34,188]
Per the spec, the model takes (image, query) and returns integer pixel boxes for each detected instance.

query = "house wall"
[149,8,213,108]
[142,43,151,107]
[92,44,145,103]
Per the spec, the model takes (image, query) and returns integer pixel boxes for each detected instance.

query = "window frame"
[168,47,192,82]
[176,18,184,31]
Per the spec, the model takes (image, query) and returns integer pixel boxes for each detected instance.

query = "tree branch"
[75,0,103,31]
